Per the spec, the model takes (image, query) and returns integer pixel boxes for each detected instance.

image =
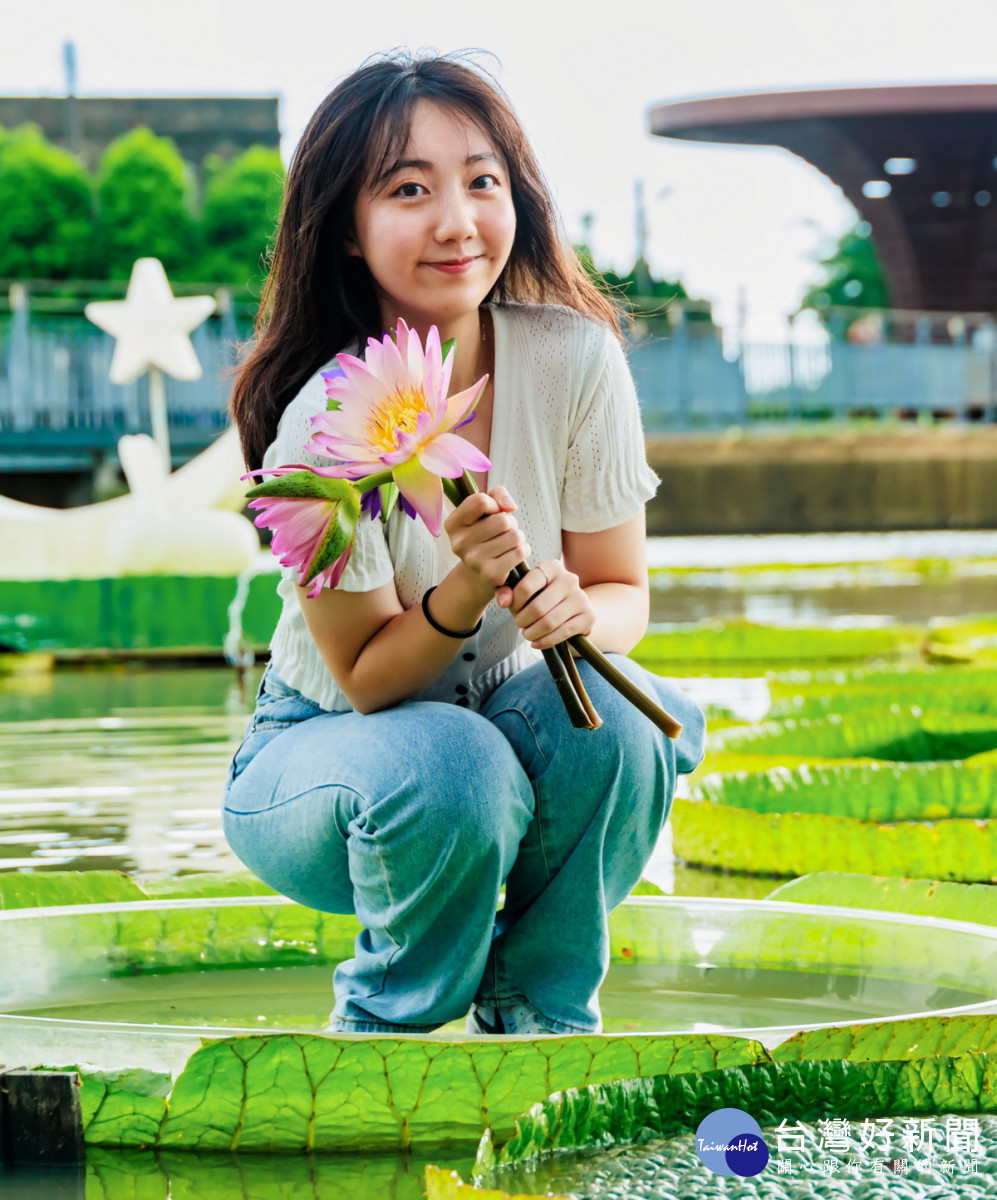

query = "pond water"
[14,960,981,1035]
[0,530,993,886]
[1,531,994,1199]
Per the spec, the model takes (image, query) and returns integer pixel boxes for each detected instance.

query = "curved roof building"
[649,84,997,313]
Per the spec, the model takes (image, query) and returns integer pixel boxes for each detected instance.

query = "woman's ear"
[344,232,363,258]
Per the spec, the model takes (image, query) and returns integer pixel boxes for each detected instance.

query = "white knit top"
[263,302,660,712]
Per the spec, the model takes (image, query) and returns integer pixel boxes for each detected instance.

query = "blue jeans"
[221,656,704,1034]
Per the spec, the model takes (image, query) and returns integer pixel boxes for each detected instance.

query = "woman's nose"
[434,189,476,243]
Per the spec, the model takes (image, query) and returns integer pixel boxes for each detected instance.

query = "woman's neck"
[446,308,490,395]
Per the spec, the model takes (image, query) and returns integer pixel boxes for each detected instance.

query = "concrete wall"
[645,427,997,535]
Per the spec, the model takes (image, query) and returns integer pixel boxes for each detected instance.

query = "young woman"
[225,54,705,1037]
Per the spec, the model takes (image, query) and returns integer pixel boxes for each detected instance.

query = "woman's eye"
[470,174,499,191]
[394,182,425,198]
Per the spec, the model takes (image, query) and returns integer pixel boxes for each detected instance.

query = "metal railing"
[3,299,996,470]
[0,286,248,468]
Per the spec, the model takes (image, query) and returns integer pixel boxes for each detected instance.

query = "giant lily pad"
[671,794,997,879]
[766,665,997,720]
[767,870,997,927]
[476,1048,997,1171]
[708,708,997,763]
[435,1014,997,1198]
[679,708,997,877]
[695,760,997,822]
[634,620,921,670]
[6,892,997,1152]
[925,614,997,664]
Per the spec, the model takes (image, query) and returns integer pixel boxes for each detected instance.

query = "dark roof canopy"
[649,84,997,312]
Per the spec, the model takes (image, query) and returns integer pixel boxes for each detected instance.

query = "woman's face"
[349,100,517,331]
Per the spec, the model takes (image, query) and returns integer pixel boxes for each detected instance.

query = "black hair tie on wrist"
[421,586,482,639]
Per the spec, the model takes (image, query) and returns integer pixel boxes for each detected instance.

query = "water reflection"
[1,1146,477,1200]
[0,667,262,876]
[650,569,997,626]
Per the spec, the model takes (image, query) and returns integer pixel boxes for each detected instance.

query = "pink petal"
[441,376,488,431]
[380,429,420,466]
[312,407,371,443]
[307,430,372,460]
[421,325,443,397]
[304,543,353,597]
[414,409,440,440]
[393,455,445,536]
[250,496,331,573]
[364,329,410,392]
[416,435,468,478]
[327,355,397,409]
[420,431,491,476]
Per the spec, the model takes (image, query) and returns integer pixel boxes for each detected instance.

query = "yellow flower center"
[367,386,429,452]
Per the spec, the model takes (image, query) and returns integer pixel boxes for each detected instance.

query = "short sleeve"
[559,329,660,533]
[260,372,395,594]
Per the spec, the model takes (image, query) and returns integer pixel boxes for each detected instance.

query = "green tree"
[574,245,714,330]
[197,145,284,287]
[800,222,891,330]
[0,125,94,278]
[95,127,196,279]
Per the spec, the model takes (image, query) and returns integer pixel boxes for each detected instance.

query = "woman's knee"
[222,782,357,913]
[364,703,534,847]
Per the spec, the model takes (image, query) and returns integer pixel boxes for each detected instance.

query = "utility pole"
[634,180,651,294]
[62,41,81,159]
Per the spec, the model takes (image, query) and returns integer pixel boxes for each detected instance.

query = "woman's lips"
[425,257,478,275]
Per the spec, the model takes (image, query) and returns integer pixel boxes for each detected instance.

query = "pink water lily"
[244,471,360,598]
[310,319,490,536]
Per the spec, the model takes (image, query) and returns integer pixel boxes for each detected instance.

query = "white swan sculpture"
[0,428,260,580]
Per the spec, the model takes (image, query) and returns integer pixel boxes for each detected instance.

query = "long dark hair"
[230,52,622,469]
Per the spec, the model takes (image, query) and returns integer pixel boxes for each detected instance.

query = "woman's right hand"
[444,486,530,599]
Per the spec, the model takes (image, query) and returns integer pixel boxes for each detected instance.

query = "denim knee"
[356,703,534,852]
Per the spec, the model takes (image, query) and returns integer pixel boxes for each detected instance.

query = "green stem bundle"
[449,472,682,739]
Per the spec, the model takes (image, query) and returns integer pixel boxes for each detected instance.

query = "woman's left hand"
[496,561,596,650]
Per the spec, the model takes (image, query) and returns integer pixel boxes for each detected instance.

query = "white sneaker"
[465,1002,564,1035]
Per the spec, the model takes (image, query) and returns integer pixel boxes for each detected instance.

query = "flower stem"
[453,473,596,729]
[453,470,683,740]
[568,634,683,739]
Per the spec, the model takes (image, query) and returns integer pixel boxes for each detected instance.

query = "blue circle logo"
[694,1107,770,1177]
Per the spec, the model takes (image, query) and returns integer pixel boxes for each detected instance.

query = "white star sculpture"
[85,258,217,384]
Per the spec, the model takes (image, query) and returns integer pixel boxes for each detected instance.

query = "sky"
[4,0,997,338]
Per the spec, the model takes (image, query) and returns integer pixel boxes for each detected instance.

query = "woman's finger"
[488,485,517,511]
[447,491,499,532]
[509,564,554,613]
[527,605,593,649]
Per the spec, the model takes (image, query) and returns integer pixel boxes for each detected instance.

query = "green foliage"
[800,222,891,331]
[0,869,145,909]
[197,145,284,286]
[0,125,94,277]
[573,245,713,328]
[0,122,283,288]
[95,127,197,279]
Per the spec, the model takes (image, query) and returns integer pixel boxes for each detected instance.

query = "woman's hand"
[444,486,531,600]
[497,560,596,650]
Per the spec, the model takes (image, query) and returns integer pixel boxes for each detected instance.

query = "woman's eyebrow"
[383,151,501,175]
